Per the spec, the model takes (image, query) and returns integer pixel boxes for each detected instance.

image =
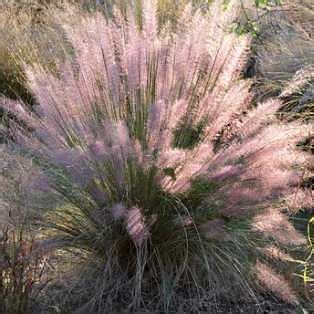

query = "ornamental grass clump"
[1,0,313,312]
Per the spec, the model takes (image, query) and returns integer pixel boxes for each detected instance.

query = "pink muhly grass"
[1,0,312,310]
[256,261,299,305]
[125,206,149,246]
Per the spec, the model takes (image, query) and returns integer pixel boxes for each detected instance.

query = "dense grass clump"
[0,0,313,312]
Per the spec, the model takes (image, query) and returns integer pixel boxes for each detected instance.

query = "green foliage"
[232,20,260,37]
[172,119,206,149]
[180,178,219,215]
[234,0,282,37]
[254,0,281,8]
[163,167,176,181]
[0,55,34,106]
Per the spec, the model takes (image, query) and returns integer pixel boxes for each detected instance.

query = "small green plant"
[253,0,281,8]
[233,0,282,37]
